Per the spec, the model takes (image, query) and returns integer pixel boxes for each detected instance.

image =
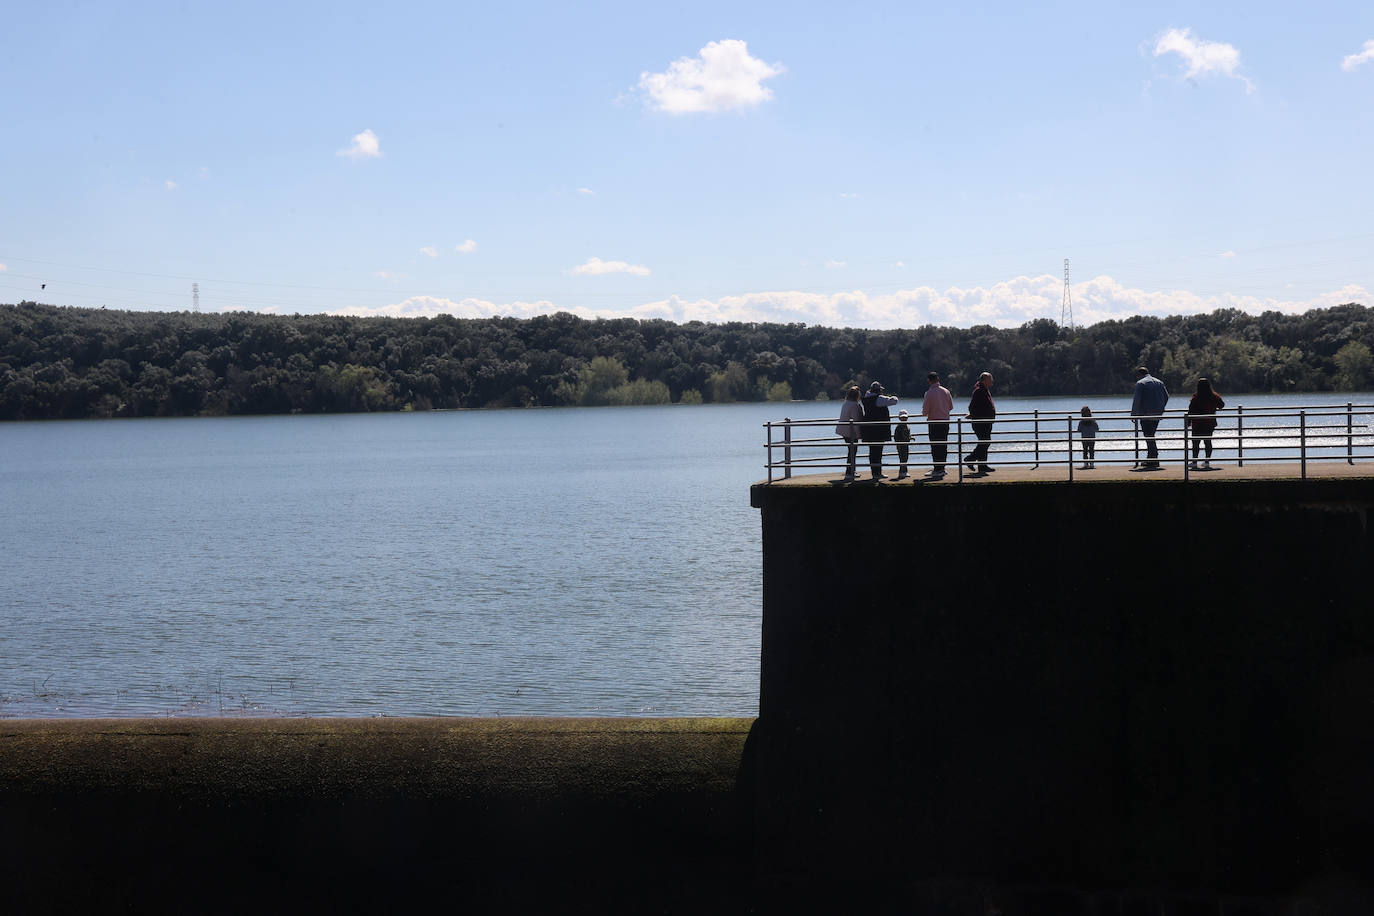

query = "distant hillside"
[1,301,1370,420]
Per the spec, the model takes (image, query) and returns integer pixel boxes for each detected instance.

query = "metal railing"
[763,402,1374,483]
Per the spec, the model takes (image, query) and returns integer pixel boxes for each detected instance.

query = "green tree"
[1334,341,1373,390]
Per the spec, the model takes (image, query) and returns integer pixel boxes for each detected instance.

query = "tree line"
[1,300,1371,420]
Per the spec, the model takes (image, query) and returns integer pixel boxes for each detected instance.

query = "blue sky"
[2,0,1371,329]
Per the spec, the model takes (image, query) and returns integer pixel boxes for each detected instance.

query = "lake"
[3,391,1371,718]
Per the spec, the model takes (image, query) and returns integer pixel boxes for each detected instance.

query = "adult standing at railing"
[922,371,954,478]
[1131,366,1169,470]
[1185,378,1225,470]
[860,381,899,480]
[962,372,996,475]
[835,385,863,481]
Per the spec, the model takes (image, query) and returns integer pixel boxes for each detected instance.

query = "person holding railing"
[1186,378,1225,470]
[962,371,996,475]
[860,381,900,480]
[922,371,954,478]
[1078,406,1099,469]
[835,385,863,481]
[1131,366,1169,470]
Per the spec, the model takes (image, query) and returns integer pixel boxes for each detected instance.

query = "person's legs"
[844,437,857,478]
[896,443,909,477]
[1083,440,1095,467]
[929,422,949,472]
[1141,419,1160,463]
[970,422,993,472]
[868,443,884,477]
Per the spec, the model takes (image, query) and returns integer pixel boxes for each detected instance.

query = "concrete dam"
[4,469,1374,913]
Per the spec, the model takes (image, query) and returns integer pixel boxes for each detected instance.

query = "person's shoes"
[873,472,887,480]
[965,461,978,472]
[1143,460,1160,469]
[1204,460,1212,470]
[1080,464,1090,470]
[1086,462,1094,469]
[896,471,908,479]
[981,466,994,473]
[1188,461,1198,470]
[931,469,945,478]
[842,473,855,482]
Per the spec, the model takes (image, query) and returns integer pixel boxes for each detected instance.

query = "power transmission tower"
[192,282,200,313]
[1061,259,1073,330]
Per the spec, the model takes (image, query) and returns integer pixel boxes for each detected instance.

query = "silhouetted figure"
[894,410,912,479]
[922,371,954,478]
[1186,378,1225,470]
[1131,367,1169,469]
[963,372,996,474]
[860,381,899,480]
[835,385,863,481]
[1078,406,1099,469]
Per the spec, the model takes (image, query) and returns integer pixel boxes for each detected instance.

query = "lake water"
[4,392,1371,718]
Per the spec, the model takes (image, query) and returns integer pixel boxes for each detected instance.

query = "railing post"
[1237,405,1244,467]
[1033,409,1040,469]
[1132,419,1140,468]
[956,418,964,483]
[783,418,792,480]
[1183,414,1190,481]
[1300,410,1307,480]
[766,422,773,483]
[1348,402,1355,466]
[1067,415,1073,482]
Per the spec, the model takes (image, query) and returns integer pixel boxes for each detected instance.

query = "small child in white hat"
[894,409,912,479]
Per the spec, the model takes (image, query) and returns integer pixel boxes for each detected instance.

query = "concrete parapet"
[749,474,1374,903]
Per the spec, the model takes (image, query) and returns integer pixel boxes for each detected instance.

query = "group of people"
[834,371,967,481]
[834,367,1226,481]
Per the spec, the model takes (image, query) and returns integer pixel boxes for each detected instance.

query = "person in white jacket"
[834,385,863,481]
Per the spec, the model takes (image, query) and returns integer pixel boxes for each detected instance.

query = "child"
[893,409,912,479]
[1077,406,1099,469]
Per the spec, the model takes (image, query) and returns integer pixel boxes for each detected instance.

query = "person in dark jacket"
[1131,367,1170,469]
[962,372,996,474]
[860,381,899,480]
[893,409,912,479]
[1185,377,1225,470]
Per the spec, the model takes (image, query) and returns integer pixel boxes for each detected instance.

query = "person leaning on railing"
[1186,378,1225,470]
[922,371,954,478]
[860,381,900,480]
[962,372,996,475]
[835,385,863,481]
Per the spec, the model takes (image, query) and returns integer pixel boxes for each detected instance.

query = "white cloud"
[839,193,861,199]
[569,256,651,277]
[419,246,438,258]
[1219,250,1236,258]
[373,270,405,280]
[455,239,477,254]
[165,179,178,191]
[639,39,784,114]
[327,277,1368,329]
[1153,28,1253,91]
[1343,39,1374,72]
[894,261,906,268]
[577,187,595,195]
[824,260,847,270]
[338,128,382,159]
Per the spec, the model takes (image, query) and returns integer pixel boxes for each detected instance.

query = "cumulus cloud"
[824,260,847,270]
[419,246,438,258]
[639,39,784,114]
[570,256,651,276]
[165,179,178,191]
[327,277,1368,329]
[455,239,477,254]
[1343,39,1374,72]
[338,128,382,159]
[1153,28,1253,91]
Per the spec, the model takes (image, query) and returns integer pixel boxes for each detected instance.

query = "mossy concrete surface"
[0,717,756,914]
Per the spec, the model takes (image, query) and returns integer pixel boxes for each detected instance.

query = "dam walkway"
[764,400,1374,484]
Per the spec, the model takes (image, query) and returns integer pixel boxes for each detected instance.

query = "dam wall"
[749,475,1374,901]
[5,475,1374,911]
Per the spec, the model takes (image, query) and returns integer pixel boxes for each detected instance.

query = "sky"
[2,0,1371,330]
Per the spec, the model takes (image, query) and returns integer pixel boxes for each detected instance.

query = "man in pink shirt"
[921,371,954,477]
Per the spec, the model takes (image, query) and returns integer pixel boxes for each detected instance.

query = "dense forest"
[1,300,1371,420]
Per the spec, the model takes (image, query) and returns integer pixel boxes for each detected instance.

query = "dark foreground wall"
[0,717,753,914]
[750,475,1374,906]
